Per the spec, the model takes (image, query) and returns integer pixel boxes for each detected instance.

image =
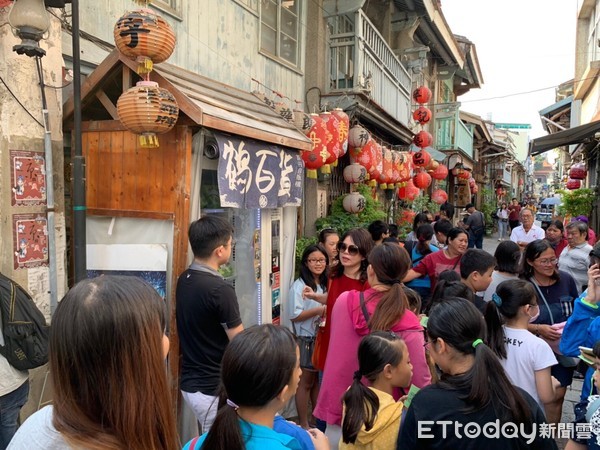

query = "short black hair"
[188,215,234,259]
[494,241,521,274]
[368,220,389,241]
[388,224,399,238]
[434,219,453,237]
[460,249,496,280]
[465,203,474,210]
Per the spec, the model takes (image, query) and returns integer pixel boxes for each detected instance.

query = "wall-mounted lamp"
[8,0,50,57]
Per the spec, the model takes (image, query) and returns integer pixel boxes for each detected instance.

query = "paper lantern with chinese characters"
[413,131,433,149]
[398,152,412,183]
[348,125,370,148]
[569,162,587,180]
[349,140,375,174]
[343,192,366,213]
[430,164,448,180]
[398,180,419,201]
[320,112,340,173]
[117,81,179,148]
[331,108,350,155]
[432,189,448,205]
[379,148,394,189]
[412,86,432,104]
[293,109,314,132]
[412,106,432,124]
[302,114,328,178]
[343,163,367,184]
[413,170,432,189]
[114,9,176,74]
[566,178,581,190]
[412,150,431,168]
[370,142,383,187]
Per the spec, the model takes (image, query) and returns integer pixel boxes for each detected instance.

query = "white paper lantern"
[343,192,366,213]
[343,163,367,184]
[348,125,370,148]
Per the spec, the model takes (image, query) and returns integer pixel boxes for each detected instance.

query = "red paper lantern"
[398,180,419,201]
[114,9,176,74]
[569,162,587,180]
[566,178,581,190]
[432,189,448,205]
[471,184,479,194]
[430,164,448,180]
[413,130,433,148]
[458,169,471,180]
[343,163,368,184]
[412,86,432,104]
[331,108,350,155]
[413,170,432,189]
[469,177,476,189]
[398,151,413,183]
[348,125,370,148]
[412,150,431,168]
[302,114,328,178]
[379,148,394,189]
[412,106,432,124]
[319,112,340,173]
[391,151,401,185]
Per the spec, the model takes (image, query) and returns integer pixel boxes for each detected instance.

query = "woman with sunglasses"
[314,243,430,449]
[288,244,329,429]
[402,228,468,291]
[311,228,374,372]
[522,239,579,424]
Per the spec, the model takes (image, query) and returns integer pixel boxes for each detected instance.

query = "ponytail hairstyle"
[415,224,434,257]
[365,243,411,331]
[342,332,404,444]
[428,298,532,424]
[485,280,537,358]
[202,325,297,450]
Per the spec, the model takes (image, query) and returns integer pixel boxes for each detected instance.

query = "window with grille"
[260,0,300,67]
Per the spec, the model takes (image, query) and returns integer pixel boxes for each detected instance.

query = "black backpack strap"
[359,291,370,330]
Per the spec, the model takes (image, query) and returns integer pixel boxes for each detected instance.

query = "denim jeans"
[468,234,483,249]
[0,380,29,450]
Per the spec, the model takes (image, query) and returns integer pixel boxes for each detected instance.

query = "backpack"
[0,273,49,370]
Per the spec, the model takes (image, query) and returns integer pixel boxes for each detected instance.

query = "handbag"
[291,320,316,370]
[311,321,326,371]
[531,280,579,368]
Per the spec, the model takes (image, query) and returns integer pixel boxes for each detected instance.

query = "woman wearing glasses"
[288,244,329,429]
[311,228,374,372]
[522,239,579,424]
[314,243,430,449]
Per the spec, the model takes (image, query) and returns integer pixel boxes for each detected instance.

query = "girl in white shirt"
[484,279,560,413]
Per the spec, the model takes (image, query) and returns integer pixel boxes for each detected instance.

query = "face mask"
[528,307,540,323]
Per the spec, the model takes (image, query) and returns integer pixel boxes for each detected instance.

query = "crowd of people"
[4,208,600,449]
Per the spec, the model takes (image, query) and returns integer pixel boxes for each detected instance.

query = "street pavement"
[481,235,582,449]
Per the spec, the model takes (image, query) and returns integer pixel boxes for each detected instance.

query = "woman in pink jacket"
[314,243,431,448]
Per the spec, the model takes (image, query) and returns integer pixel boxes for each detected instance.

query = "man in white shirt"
[558,221,593,293]
[510,208,545,250]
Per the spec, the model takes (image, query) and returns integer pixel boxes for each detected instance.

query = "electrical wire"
[0,75,43,128]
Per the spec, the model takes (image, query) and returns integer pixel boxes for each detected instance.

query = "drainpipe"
[71,0,86,282]
[34,57,57,314]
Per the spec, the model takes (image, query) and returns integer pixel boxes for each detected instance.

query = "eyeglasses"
[536,258,557,266]
[423,338,436,349]
[337,242,360,256]
[307,258,327,264]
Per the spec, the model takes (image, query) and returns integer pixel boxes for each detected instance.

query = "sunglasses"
[337,242,360,256]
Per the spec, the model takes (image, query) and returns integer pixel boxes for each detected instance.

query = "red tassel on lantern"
[398,180,420,201]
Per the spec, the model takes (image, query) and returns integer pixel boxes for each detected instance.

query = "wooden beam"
[87,208,175,220]
[82,120,128,132]
[95,90,119,120]
[122,66,133,92]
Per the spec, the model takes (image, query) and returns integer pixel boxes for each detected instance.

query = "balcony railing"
[433,103,474,159]
[328,10,411,126]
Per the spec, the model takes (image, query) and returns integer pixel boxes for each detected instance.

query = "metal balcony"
[327,9,412,127]
[433,103,474,159]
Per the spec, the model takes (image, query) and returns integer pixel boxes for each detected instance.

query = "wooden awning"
[63,50,312,151]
